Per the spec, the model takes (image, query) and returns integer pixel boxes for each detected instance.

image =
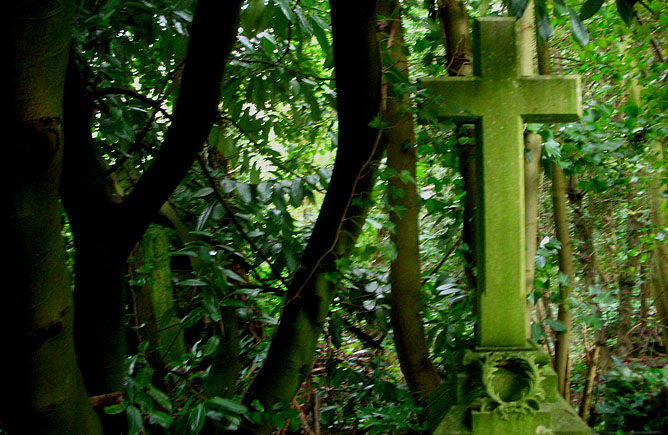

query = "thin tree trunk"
[568,178,608,419]
[518,2,544,335]
[536,26,575,399]
[650,140,668,348]
[437,0,477,290]
[159,202,241,398]
[129,225,186,367]
[4,2,102,432]
[241,3,384,432]
[616,185,640,356]
[551,161,575,398]
[524,133,542,331]
[379,0,441,406]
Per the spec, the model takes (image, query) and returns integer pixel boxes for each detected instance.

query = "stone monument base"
[428,343,592,435]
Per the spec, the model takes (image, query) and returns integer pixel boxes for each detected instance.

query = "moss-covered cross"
[421,18,582,348]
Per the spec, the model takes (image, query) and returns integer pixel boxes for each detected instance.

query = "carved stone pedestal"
[428,344,591,435]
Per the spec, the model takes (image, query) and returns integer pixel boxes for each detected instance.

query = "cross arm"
[518,76,582,123]
[419,77,484,122]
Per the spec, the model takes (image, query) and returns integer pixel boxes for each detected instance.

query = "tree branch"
[118,0,243,255]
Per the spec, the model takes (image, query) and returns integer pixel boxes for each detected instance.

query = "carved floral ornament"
[470,351,547,420]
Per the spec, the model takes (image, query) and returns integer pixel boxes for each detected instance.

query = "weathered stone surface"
[422,17,590,434]
[421,18,581,347]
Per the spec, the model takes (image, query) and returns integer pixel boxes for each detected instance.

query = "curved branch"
[118,0,243,256]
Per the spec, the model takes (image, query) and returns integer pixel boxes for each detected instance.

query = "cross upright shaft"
[421,18,582,348]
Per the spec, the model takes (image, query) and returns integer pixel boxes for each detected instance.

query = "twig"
[196,155,290,290]
[421,238,462,286]
[92,87,172,119]
[292,397,316,435]
[89,392,123,408]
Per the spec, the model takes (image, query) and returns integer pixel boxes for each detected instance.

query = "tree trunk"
[62,0,242,396]
[551,161,575,399]
[379,0,442,406]
[241,3,384,432]
[524,133,542,330]
[438,0,473,78]
[517,1,543,335]
[649,141,668,348]
[3,1,102,432]
[616,184,640,356]
[568,178,609,420]
[437,0,477,290]
[160,202,241,399]
[536,26,576,399]
[129,225,186,367]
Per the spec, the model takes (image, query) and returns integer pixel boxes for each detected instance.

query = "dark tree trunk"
[4,1,102,432]
[62,0,243,397]
[241,2,384,432]
[379,0,441,407]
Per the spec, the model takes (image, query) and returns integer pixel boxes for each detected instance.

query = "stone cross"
[421,18,581,348]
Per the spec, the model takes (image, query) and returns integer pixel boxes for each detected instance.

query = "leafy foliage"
[4,0,666,433]
[593,359,668,433]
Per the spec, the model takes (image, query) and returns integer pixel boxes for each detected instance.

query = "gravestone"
[421,18,591,434]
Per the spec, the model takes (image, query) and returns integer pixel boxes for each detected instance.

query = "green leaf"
[178,278,207,287]
[127,405,144,435]
[294,5,312,35]
[309,14,330,52]
[543,138,561,159]
[275,0,295,22]
[552,0,569,16]
[242,0,266,33]
[135,366,154,388]
[237,34,256,53]
[290,179,305,206]
[236,182,252,203]
[196,203,214,231]
[189,404,206,434]
[271,413,286,429]
[583,313,603,329]
[580,0,605,20]
[148,410,173,428]
[181,307,205,329]
[205,397,249,415]
[202,335,220,357]
[223,268,246,283]
[568,9,590,45]
[616,0,636,25]
[104,400,128,415]
[535,2,554,40]
[545,318,567,332]
[203,297,222,322]
[510,0,529,17]
[148,385,173,412]
[221,178,236,194]
[531,323,544,341]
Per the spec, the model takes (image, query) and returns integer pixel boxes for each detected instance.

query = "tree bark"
[551,161,575,399]
[379,0,442,407]
[437,0,477,290]
[129,225,186,367]
[616,184,640,356]
[649,141,668,348]
[524,133,542,328]
[3,1,102,432]
[568,178,609,419]
[536,27,576,399]
[241,2,384,432]
[62,0,242,396]
[517,2,544,336]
